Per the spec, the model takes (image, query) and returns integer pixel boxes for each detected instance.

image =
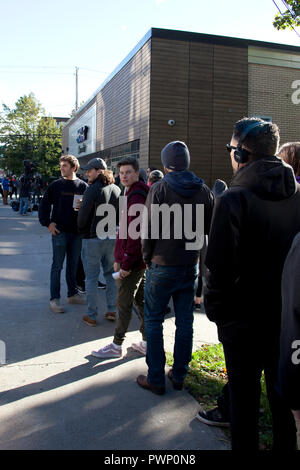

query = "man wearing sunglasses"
[202,117,300,450]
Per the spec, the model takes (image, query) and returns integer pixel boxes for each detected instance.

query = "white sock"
[141,340,147,347]
[112,342,121,349]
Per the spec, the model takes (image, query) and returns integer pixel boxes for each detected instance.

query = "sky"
[0,0,299,118]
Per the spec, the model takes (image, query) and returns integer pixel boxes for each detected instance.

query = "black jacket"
[142,170,214,266]
[277,232,300,410]
[39,177,88,233]
[19,176,31,198]
[77,177,121,239]
[204,156,300,330]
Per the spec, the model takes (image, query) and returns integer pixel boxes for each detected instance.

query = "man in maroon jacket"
[91,157,149,358]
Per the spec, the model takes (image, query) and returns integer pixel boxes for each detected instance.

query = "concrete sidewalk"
[0,204,229,450]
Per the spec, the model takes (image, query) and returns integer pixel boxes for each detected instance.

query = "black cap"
[161,141,190,171]
[82,158,107,171]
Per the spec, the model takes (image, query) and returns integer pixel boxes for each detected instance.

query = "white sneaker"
[91,343,122,358]
[68,293,86,304]
[50,299,65,313]
[131,341,147,355]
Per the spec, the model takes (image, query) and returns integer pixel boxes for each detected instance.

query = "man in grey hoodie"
[137,141,214,395]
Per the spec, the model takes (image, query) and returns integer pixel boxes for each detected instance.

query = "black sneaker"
[196,407,230,428]
[98,281,106,289]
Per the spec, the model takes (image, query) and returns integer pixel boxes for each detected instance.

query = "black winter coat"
[204,156,300,333]
[277,232,300,410]
[77,177,121,239]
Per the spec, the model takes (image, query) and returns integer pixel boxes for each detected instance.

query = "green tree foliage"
[0,93,62,178]
[273,0,300,30]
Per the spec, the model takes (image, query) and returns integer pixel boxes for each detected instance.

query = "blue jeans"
[81,238,117,319]
[19,197,29,214]
[144,263,198,387]
[50,232,82,300]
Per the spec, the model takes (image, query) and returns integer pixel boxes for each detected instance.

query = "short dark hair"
[278,142,300,177]
[232,117,280,159]
[117,157,139,172]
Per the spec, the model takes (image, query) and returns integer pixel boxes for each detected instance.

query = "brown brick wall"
[96,39,151,169]
[248,63,300,146]
[62,40,151,169]
[149,38,248,187]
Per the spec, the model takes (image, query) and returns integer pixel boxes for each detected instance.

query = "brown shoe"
[105,311,116,321]
[167,369,183,390]
[68,294,86,305]
[82,315,97,327]
[136,375,165,395]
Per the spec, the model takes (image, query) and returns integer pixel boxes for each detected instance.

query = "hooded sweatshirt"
[204,156,300,330]
[114,180,149,271]
[142,170,214,266]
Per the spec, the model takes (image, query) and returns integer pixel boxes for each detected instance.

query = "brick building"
[62,28,300,187]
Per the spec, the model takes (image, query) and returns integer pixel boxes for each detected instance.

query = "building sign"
[76,125,89,153]
[69,103,96,157]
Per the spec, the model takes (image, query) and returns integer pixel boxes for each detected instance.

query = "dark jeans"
[144,263,198,387]
[76,255,85,289]
[218,322,297,451]
[195,272,203,298]
[50,232,82,300]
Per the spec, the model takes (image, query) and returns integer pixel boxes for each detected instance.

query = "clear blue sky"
[0,0,299,117]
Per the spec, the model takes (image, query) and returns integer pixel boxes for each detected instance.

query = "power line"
[282,0,298,19]
[0,65,74,69]
[0,70,74,75]
[272,0,300,38]
[0,134,62,138]
[0,65,110,74]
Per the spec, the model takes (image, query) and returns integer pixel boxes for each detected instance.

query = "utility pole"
[75,66,79,111]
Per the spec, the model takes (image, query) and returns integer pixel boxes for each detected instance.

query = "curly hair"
[98,170,115,186]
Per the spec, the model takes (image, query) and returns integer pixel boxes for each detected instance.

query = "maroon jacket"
[114,180,149,271]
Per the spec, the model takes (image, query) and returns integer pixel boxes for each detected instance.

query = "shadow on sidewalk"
[0,348,145,407]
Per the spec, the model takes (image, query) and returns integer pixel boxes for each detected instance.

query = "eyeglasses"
[226,144,237,153]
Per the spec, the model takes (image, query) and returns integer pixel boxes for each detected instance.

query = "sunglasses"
[226,144,237,153]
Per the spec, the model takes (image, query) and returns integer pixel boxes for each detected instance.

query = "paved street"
[0,203,229,450]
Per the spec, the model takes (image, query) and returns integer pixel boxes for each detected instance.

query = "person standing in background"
[39,155,88,313]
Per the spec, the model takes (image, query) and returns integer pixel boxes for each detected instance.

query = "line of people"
[0,175,17,204]
[1,174,43,216]
[37,118,300,451]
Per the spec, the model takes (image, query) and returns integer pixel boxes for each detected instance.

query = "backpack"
[11,201,20,212]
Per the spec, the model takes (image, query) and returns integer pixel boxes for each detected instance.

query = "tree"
[35,117,62,178]
[0,93,62,178]
[273,0,300,31]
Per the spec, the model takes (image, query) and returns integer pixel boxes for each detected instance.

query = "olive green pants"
[113,268,146,346]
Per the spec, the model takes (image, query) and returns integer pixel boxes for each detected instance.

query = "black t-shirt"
[38,177,88,234]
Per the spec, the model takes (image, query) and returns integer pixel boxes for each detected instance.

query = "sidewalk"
[0,204,229,450]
